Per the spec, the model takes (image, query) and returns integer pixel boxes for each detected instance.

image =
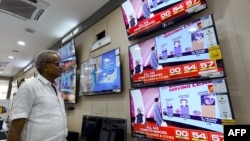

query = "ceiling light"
[8,56,14,59]
[17,41,25,46]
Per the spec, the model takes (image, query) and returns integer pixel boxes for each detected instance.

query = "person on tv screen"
[134,108,146,124]
[166,101,173,115]
[191,30,204,50]
[154,97,163,126]
[173,40,182,54]
[161,45,168,59]
[8,50,68,141]
[133,60,143,74]
[151,0,158,8]
[142,0,151,19]
[150,46,159,70]
[192,30,204,41]
[90,64,97,90]
[180,98,189,115]
[202,94,215,105]
[129,14,137,28]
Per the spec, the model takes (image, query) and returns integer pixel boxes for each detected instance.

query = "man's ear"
[42,63,48,72]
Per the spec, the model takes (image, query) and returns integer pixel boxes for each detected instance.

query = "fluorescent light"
[8,56,14,59]
[17,41,25,46]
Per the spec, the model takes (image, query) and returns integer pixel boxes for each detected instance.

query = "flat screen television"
[129,78,235,141]
[79,48,122,95]
[80,115,127,141]
[129,14,225,88]
[57,39,77,103]
[121,0,207,40]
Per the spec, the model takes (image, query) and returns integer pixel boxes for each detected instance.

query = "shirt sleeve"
[11,84,34,121]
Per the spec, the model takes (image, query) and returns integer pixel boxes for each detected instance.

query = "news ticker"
[224,125,250,141]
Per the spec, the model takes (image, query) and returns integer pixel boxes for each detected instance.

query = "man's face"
[45,54,62,79]
[181,100,187,106]
[136,61,139,65]
[137,109,141,114]
[204,95,215,105]
[174,41,180,47]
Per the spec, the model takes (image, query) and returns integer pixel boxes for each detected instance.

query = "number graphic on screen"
[172,4,184,14]
[185,0,193,8]
[193,0,200,5]
[192,132,207,140]
[175,130,189,137]
[170,67,182,75]
[161,10,171,20]
[183,64,197,73]
[199,61,216,71]
[211,134,224,141]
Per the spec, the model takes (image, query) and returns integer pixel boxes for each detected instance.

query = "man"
[134,108,145,124]
[154,97,163,126]
[173,40,182,55]
[150,46,159,70]
[133,60,143,74]
[8,50,68,141]
[129,14,137,28]
[180,99,189,115]
[142,0,151,19]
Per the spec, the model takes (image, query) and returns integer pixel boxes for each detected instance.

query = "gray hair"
[35,50,59,73]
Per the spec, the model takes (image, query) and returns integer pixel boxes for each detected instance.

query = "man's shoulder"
[19,77,39,89]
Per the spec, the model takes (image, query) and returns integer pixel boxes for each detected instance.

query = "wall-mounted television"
[79,48,122,95]
[121,0,207,40]
[129,14,224,88]
[80,115,127,141]
[57,39,77,104]
[129,78,235,141]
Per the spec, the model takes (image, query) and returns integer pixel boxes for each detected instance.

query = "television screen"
[57,39,77,103]
[121,0,207,40]
[129,14,224,88]
[79,48,122,95]
[80,115,127,141]
[129,78,235,141]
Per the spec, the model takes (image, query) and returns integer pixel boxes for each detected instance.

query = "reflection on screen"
[81,116,127,141]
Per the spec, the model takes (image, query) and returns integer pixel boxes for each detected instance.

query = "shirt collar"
[37,74,52,85]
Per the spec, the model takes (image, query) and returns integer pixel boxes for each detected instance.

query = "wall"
[67,7,134,140]
[14,0,250,140]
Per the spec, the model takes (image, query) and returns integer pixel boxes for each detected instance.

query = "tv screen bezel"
[128,14,226,88]
[79,47,123,96]
[121,0,208,41]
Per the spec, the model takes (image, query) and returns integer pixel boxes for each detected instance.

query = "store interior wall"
[10,0,250,140]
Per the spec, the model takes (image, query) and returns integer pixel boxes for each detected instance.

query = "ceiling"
[0,0,110,78]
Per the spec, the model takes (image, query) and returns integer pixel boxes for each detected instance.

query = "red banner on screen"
[128,0,205,36]
[132,60,220,84]
[133,124,224,141]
